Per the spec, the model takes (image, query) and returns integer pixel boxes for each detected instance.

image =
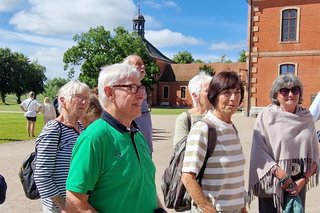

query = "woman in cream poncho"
[248,74,319,213]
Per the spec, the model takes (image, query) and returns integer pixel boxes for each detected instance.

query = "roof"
[143,38,175,64]
[157,62,247,82]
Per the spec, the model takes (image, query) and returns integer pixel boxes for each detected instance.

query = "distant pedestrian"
[53,96,60,117]
[19,91,41,137]
[123,54,153,154]
[42,97,57,124]
[80,96,102,128]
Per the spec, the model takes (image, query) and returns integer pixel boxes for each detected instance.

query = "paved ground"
[0,113,319,213]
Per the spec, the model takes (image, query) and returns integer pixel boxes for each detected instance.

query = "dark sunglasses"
[279,86,300,96]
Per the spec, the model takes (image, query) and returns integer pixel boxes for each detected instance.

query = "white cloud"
[9,0,137,36]
[210,40,246,51]
[145,29,203,48]
[29,47,71,80]
[0,29,73,48]
[0,0,21,12]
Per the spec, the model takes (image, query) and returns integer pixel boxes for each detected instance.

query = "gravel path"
[0,114,319,213]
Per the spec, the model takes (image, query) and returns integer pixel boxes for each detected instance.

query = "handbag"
[18,121,62,200]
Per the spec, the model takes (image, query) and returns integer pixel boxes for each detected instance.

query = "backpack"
[19,121,62,200]
[161,116,217,212]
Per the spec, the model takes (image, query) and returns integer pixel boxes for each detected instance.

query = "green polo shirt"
[66,111,157,213]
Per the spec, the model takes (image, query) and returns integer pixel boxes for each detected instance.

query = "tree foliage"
[238,50,247,62]
[0,48,47,103]
[63,26,159,88]
[198,64,215,76]
[172,51,194,64]
[43,78,69,99]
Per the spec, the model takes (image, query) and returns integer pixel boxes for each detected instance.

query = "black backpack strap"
[186,111,191,131]
[196,117,217,184]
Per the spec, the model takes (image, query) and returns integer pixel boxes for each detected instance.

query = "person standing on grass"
[19,91,41,137]
[42,97,57,124]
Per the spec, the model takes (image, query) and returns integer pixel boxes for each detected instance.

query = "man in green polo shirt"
[65,63,165,213]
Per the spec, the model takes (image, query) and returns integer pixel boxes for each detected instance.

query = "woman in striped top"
[182,71,247,213]
[34,80,90,213]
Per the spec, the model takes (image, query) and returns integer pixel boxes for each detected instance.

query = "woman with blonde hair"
[42,97,57,124]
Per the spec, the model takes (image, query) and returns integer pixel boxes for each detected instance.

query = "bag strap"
[186,111,191,131]
[35,121,62,152]
[26,99,34,111]
[196,117,217,184]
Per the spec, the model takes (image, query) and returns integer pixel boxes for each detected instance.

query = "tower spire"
[132,0,145,38]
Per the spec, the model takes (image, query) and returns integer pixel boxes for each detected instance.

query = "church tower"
[132,1,145,38]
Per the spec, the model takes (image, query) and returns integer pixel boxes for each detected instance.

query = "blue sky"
[0,0,249,79]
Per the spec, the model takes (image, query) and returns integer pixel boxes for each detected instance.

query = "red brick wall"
[250,0,320,107]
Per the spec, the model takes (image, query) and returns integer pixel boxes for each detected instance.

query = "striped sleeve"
[34,121,60,199]
[182,121,209,176]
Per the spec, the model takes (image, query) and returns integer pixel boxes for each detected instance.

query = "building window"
[180,86,186,99]
[281,9,297,41]
[279,64,296,75]
[163,86,169,99]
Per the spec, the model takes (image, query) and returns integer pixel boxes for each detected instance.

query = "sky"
[0,0,249,80]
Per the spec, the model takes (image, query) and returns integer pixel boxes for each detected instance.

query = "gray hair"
[57,80,91,112]
[98,63,140,108]
[188,72,212,107]
[270,74,303,105]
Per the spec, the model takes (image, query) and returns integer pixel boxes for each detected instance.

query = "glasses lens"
[130,85,138,94]
[291,86,300,95]
[279,88,289,96]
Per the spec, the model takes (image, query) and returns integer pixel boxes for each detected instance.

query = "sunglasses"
[279,86,300,96]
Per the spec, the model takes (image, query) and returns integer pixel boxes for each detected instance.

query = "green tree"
[238,50,247,62]
[63,26,159,88]
[0,48,47,103]
[198,64,215,76]
[194,59,204,63]
[44,78,69,99]
[172,51,194,64]
[0,48,14,103]
[218,55,232,63]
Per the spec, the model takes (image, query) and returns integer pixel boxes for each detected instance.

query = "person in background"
[248,74,319,213]
[309,91,320,122]
[65,63,165,213]
[182,71,247,213]
[53,96,60,117]
[123,54,153,154]
[19,91,41,137]
[80,96,102,128]
[42,97,57,124]
[173,71,212,147]
[34,80,90,213]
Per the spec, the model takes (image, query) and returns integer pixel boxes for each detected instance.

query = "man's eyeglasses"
[279,86,300,96]
[112,84,146,94]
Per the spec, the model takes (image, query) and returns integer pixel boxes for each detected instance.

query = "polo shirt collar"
[101,111,139,133]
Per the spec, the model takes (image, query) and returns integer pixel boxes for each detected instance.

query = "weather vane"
[138,0,141,14]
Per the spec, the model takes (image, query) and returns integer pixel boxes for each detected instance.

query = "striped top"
[34,120,82,210]
[182,112,245,212]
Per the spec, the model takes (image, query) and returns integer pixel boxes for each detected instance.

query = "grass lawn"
[0,112,45,143]
[0,103,187,143]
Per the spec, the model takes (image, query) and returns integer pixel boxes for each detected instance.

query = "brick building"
[247,0,320,110]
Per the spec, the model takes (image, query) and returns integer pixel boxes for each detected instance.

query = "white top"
[42,103,56,119]
[309,91,320,122]
[20,97,40,117]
